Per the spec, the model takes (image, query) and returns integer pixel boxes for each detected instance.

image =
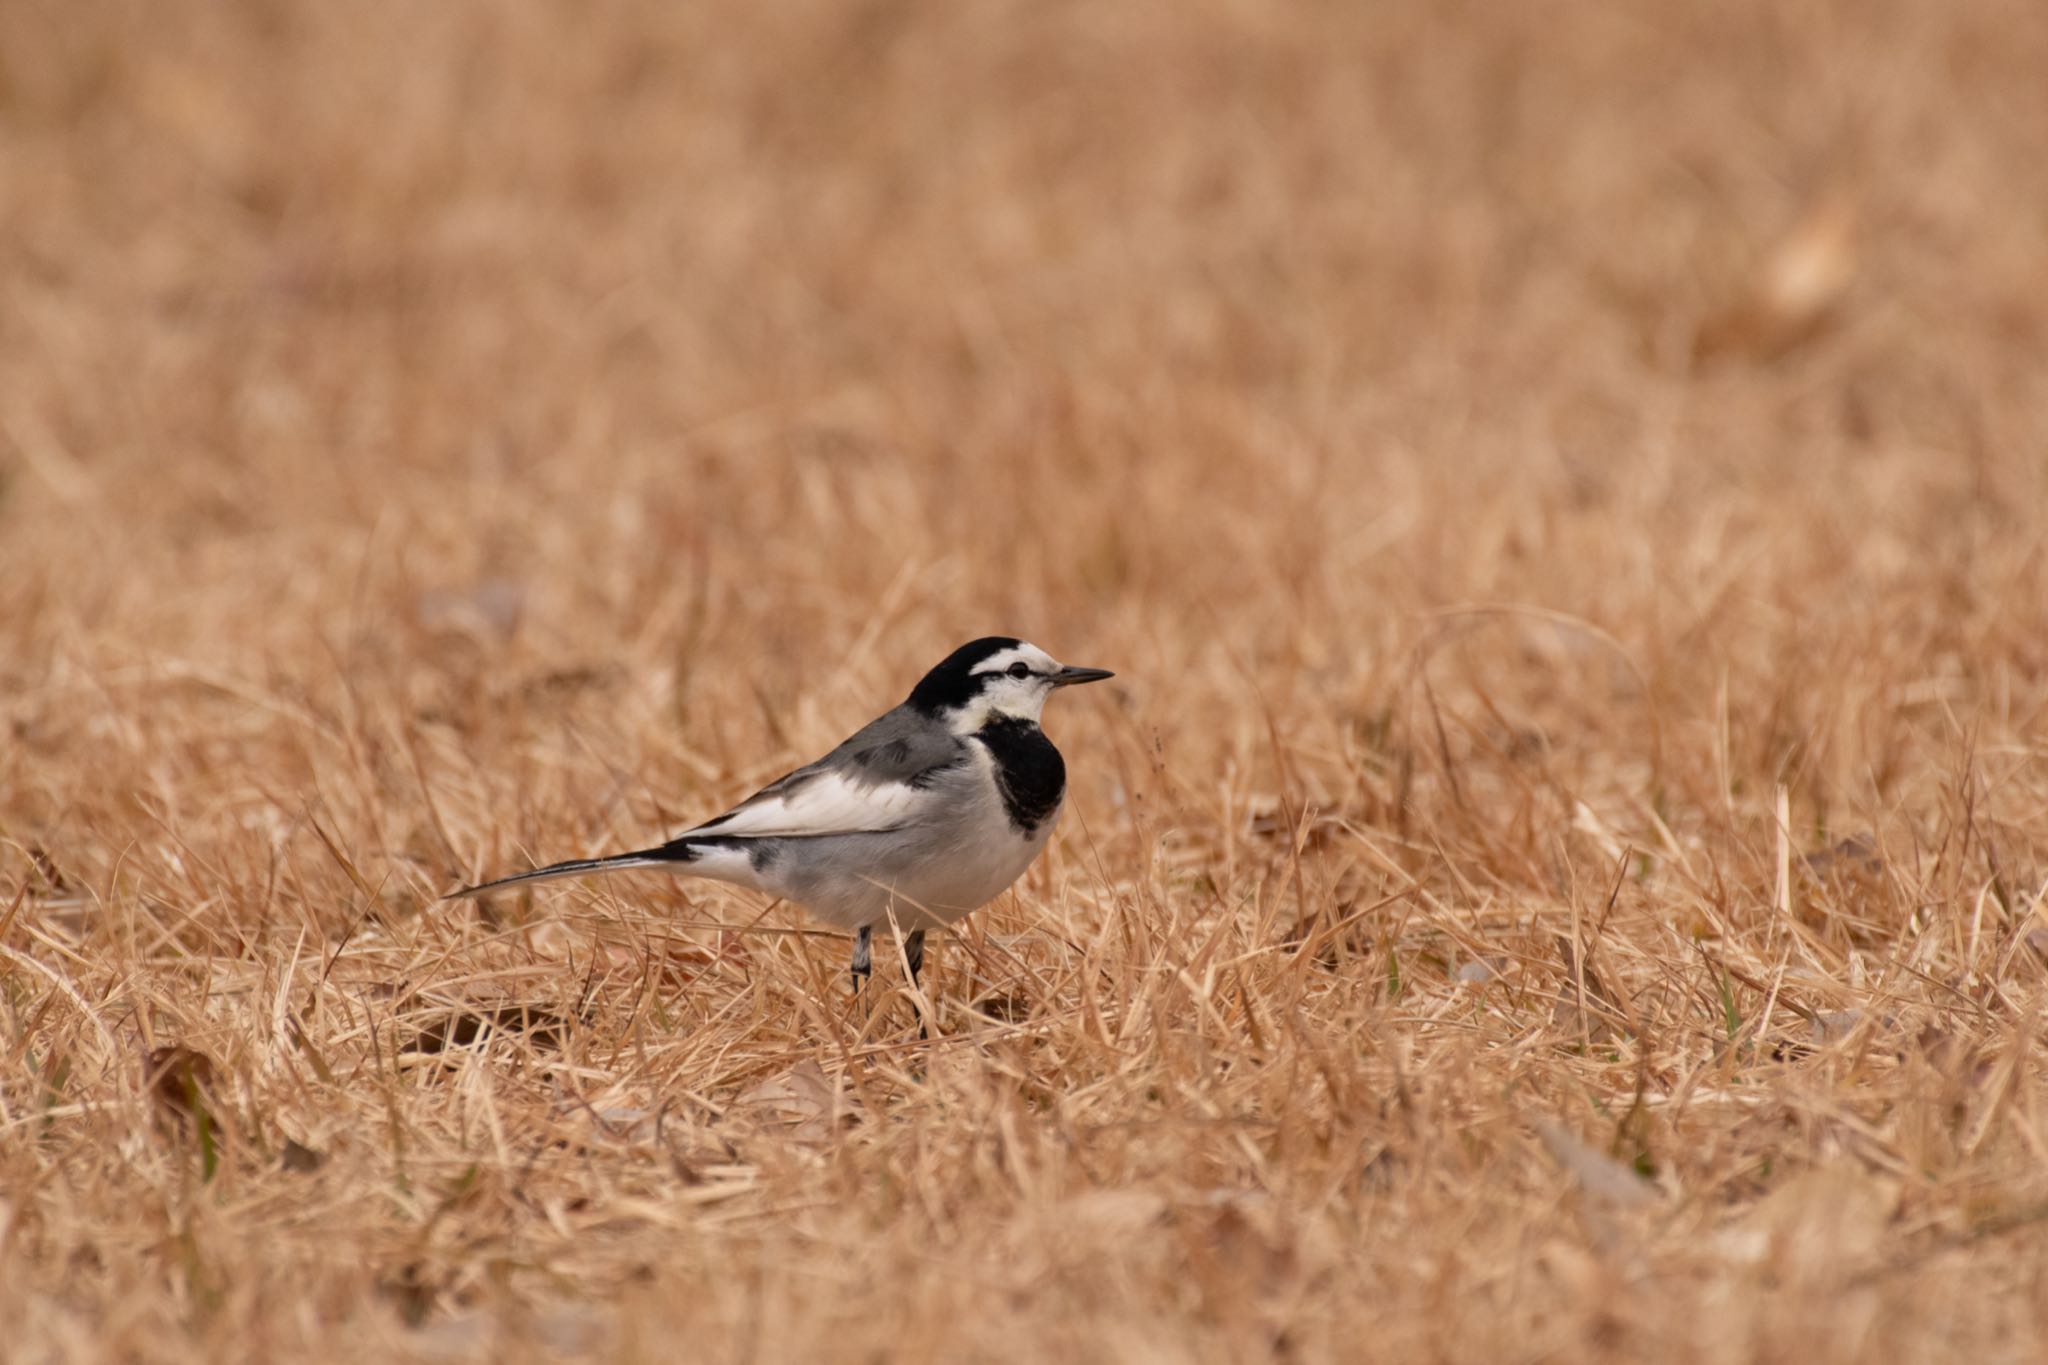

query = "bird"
[447,637,1114,991]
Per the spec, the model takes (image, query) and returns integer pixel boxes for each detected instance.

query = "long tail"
[444,840,708,900]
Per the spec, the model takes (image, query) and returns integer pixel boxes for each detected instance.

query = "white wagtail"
[448,637,1113,988]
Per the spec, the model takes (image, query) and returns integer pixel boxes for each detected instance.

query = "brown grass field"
[5,1,2048,1360]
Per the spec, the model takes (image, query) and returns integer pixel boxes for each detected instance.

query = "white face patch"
[945,642,1063,732]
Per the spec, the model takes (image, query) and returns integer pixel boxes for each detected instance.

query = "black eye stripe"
[967,657,1042,681]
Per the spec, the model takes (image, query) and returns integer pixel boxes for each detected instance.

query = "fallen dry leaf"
[144,1046,219,1118]
[1534,1118,1660,1209]
[400,1005,568,1055]
[1712,1165,1896,1281]
[734,1060,854,1142]
[1695,196,1858,363]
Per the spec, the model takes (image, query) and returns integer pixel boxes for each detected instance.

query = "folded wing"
[687,706,966,840]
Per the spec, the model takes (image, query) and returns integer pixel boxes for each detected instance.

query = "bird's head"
[907,636,1114,733]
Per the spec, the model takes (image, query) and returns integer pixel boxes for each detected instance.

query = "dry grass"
[5,1,2048,1360]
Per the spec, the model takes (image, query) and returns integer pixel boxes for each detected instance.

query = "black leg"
[903,928,930,1040]
[850,924,872,992]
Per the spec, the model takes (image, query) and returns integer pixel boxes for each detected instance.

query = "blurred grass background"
[4,1,2048,1360]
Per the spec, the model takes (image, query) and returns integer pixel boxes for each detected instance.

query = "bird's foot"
[849,924,872,994]
[904,928,929,1039]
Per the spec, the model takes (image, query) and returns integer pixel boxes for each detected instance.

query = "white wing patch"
[688,768,937,839]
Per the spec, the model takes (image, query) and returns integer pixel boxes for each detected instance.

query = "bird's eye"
[1008,661,1033,679]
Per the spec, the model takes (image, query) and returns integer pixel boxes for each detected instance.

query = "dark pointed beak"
[1052,665,1114,687]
